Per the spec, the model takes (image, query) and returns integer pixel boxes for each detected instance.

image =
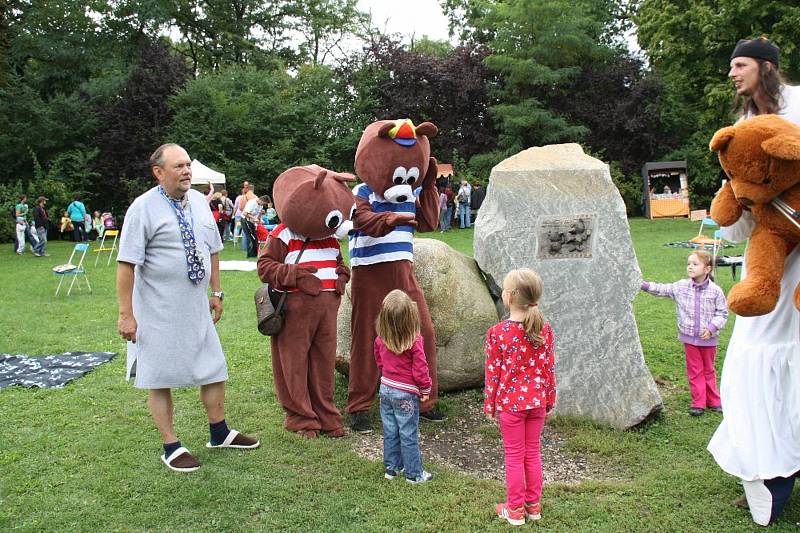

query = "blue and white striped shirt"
[349,183,416,266]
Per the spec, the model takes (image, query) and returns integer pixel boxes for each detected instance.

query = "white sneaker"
[406,471,433,484]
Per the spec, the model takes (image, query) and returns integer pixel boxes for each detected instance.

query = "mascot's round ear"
[416,122,438,138]
[378,122,395,138]
[314,169,327,190]
[709,127,736,152]
[761,134,800,161]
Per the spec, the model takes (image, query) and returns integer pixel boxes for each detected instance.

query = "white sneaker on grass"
[406,471,433,484]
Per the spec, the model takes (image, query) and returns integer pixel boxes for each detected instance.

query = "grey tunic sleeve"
[117,196,150,265]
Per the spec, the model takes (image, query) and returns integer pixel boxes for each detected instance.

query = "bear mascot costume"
[346,118,443,433]
[710,114,800,316]
[706,114,800,526]
[257,165,355,438]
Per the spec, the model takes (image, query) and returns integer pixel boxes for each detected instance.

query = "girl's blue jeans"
[379,384,423,480]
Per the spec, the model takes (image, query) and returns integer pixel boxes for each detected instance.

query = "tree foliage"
[166,63,368,193]
[4,0,764,235]
[636,0,800,207]
[92,42,190,207]
[351,36,499,166]
[550,51,678,178]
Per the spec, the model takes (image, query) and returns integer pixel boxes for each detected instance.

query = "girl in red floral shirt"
[484,269,556,526]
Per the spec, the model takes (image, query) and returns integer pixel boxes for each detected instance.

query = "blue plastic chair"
[698,216,718,236]
[54,243,92,296]
[711,229,739,279]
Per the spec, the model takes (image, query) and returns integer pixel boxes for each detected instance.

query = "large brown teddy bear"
[710,114,800,316]
[346,118,442,432]
[257,165,355,438]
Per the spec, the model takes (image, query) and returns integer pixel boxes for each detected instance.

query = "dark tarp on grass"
[0,352,117,389]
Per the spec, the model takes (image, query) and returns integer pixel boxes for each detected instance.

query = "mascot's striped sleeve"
[270,223,340,292]
[348,183,416,266]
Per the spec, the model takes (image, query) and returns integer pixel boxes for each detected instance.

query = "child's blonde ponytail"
[523,305,545,347]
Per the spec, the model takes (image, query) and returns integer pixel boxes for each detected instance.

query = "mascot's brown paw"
[728,280,780,317]
[388,213,416,227]
[709,209,740,228]
[296,271,322,296]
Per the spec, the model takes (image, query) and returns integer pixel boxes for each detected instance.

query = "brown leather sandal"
[161,447,201,473]
[205,429,260,449]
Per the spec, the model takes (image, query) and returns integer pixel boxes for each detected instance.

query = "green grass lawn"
[1,219,797,532]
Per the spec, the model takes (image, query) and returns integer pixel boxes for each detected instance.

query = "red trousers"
[270,291,343,432]
[347,261,438,413]
[499,408,546,508]
[684,343,721,409]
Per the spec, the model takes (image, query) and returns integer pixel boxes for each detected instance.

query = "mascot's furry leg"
[306,292,344,432]
[271,292,342,433]
[347,262,438,414]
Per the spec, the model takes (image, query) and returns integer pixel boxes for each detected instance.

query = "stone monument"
[336,238,497,391]
[473,143,663,429]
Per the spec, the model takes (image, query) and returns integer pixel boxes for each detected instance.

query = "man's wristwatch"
[211,291,224,300]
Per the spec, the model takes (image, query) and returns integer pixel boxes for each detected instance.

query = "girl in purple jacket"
[374,289,433,484]
[641,250,728,416]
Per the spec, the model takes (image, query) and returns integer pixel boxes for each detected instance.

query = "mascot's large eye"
[393,166,407,185]
[325,210,343,229]
[349,203,356,220]
[406,167,420,185]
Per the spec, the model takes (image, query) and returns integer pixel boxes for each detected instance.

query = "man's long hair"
[733,59,786,117]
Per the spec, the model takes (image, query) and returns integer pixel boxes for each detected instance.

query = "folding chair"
[711,229,741,280]
[93,229,119,266]
[54,243,92,296]
[711,230,721,278]
[689,215,720,249]
[698,216,718,236]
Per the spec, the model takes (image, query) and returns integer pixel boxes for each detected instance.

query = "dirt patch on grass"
[348,391,618,484]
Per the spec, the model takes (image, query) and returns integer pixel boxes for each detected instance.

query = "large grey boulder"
[473,143,662,429]
[336,238,497,391]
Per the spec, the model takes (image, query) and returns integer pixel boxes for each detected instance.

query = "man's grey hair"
[149,143,182,168]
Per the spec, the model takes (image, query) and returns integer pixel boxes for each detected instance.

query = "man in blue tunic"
[117,143,259,473]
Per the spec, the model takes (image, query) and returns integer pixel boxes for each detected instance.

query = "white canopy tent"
[190,159,226,185]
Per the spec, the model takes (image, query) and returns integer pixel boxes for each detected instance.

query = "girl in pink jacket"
[374,289,432,484]
[641,249,728,416]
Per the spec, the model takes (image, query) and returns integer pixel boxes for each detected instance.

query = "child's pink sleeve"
[484,326,500,415]
[410,336,431,395]
[373,337,384,372]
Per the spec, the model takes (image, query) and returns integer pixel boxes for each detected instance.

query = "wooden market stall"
[641,160,689,218]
